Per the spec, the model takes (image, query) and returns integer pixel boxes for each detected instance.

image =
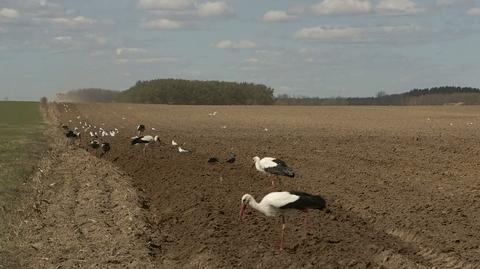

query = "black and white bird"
[239,191,326,250]
[65,130,81,145]
[226,154,236,164]
[89,139,100,149]
[136,124,146,136]
[131,135,160,156]
[100,142,110,157]
[252,156,295,187]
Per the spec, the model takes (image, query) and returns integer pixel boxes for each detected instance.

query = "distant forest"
[117,79,275,105]
[57,82,480,106]
[276,86,480,106]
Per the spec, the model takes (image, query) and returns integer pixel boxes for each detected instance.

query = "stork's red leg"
[280,215,286,250]
[303,209,311,236]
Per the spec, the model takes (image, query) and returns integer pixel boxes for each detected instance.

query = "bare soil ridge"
[1,106,157,268]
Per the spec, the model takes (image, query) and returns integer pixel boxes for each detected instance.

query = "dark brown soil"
[6,103,480,268]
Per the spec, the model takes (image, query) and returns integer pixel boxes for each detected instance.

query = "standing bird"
[171,140,178,146]
[100,142,110,157]
[89,139,100,149]
[252,156,295,187]
[131,135,160,156]
[65,130,81,145]
[239,191,326,250]
[136,124,146,136]
[226,153,236,164]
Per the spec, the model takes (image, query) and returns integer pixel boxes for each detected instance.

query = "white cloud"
[436,0,472,6]
[198,2,230,17]
[467,7,480,16]
[117,57,179,64]
[245,58,260,63]
[294,24,421,41]
[53,36,72,43]
[311,0,372,15]
[116,48,147,57]
[50,16,95,28]
[262,10,297,22]
[141,18,183,29]
[376,0,423,14]
[138,0,192,10]
[0,8,19,19]
[295,26,364,40]
[214,40,256,49]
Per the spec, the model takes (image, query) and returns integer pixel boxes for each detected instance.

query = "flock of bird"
[60,104,326,250]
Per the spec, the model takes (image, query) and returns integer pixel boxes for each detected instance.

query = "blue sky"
[1,0,479,100]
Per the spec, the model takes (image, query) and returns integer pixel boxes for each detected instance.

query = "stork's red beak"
[239,204,247,220]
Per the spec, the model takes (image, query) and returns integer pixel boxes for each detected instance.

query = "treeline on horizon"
[276,86,480,106]
[118,79,275,105]
[57,79,275,105]
[56,82,480,106]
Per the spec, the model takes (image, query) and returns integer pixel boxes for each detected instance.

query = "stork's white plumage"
[178,147,189,153]
[131,135,160,156]
[240,191,326,250]
[172,140,178,146]
[253,156,295,187]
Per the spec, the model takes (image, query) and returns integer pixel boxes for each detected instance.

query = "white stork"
[171,140,178,146]
[239,191,326,250]
[253,156,295,187]
[131,135,160,156]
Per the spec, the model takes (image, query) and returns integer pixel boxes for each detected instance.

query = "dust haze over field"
[6,103,477,268]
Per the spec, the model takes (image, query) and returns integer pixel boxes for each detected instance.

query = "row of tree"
[117,79,275,105]
[276,86,480,106]
[56,84,480,106]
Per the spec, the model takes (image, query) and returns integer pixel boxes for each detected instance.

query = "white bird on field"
[131,135,160,156]
[178,147,189,153]
[239,191,326,250]
[253,156,295,187]
[172,140,178,146]
[110,131,116,136]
